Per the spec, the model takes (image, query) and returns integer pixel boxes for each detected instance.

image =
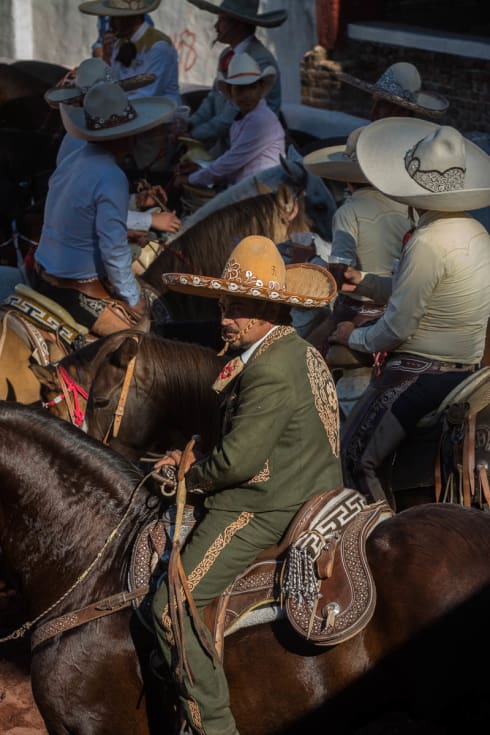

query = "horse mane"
[0,401,142,501]
[142,189,310,290]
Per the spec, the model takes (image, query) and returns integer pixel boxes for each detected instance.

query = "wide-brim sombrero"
[356,117,490,211]
[303,144,368,183]
[162,263,336,308]
[337,70,449,118]
[79,0,161,16]
[186,0,287,27]
[60,95,176,142]
[45,73,156,108]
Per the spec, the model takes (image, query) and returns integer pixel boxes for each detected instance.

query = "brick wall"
[301,41,490,135]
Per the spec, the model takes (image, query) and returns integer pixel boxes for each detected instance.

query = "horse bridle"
[102,335,140,445]
[42,364,88,429]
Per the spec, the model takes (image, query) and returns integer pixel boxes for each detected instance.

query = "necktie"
[218,47,234,75]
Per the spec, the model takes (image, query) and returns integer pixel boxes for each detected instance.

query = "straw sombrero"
[303,127,368,183]
[186,0,287,28]
[337,62,449,118]
[45,58,155,109]
[161,235,337,307]
[60,81,175,142]
[356,117,490,211]
[217,53,276,100]
[79,0,161,16]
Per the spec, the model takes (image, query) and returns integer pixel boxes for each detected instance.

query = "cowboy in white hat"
[184,0,286,156]
[304,127,411,326]
[33,81,175,336]
[329,118,490,505]
[338,62,449,121]
[175,52,285,189]
[151,234,340,735]
[49,58,180,236]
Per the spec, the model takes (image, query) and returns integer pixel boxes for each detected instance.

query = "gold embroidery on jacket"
[250,459,270,483]
[251,326,295,361]
[306,347,340,457]
[186,511,254,591]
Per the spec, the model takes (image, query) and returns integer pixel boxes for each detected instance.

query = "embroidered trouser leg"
[152,506,297,735]
[342,369,472,504]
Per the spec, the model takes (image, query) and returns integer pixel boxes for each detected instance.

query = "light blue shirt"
[36,143,140,306]
[188,99,285,187]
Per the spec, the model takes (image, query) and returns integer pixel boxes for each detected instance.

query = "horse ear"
[254,177,273,195]
[109,336,139,369]
[29,362,59,389]
[276,184,300,223]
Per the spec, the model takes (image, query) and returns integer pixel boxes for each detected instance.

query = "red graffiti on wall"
[173,29,199,73]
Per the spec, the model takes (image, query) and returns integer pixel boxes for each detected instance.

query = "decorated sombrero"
[45,58,155,109]
[356,117,490,212]
[79,0,161,16]
[186,0,287,28]
[337,62,449,118]
[161,235,337,308]
[303,127,368,183]
[60,81,175,142]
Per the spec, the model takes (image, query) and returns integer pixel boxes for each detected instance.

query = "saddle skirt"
[128,488,393,656]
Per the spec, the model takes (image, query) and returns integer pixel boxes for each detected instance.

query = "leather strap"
[31,586,148,650]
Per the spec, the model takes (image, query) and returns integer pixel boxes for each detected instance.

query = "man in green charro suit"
[152,235,341,735]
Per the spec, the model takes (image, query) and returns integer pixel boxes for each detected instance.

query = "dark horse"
[2,403,490,734]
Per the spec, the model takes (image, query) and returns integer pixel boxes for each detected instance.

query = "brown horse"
[83,331,223,461]
[142,185,309,323]
[1,403,490,734]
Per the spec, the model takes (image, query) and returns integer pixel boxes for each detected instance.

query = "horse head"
[85,332,223,462]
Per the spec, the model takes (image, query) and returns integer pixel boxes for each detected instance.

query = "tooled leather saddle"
[129,487,393,657]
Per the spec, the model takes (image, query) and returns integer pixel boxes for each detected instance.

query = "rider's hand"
[328,321,356,346]
[341,266,364,292]
[150,211,181,233]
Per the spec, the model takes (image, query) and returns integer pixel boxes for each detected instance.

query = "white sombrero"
[79,0,161,16]
[60,81,175,142]
[45,58,155,108]
[356,117,490,211]
[337,62,449,118]
[186,0,287,27]
[162,235,337,308]
[303,127,368,183]
[217,53,277,100]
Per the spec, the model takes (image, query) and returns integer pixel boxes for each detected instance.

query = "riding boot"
[355,410,406,506]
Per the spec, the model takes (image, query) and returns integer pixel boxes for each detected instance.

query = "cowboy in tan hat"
[184,0,286,156]
[329,118,490,505]
[33,81,175,336]
[151,235,340,735]
[304,127,411,327]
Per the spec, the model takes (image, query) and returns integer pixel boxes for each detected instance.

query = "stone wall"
[301,41,490,135]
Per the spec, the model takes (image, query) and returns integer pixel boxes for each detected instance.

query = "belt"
[386,353,478,374]
[35,264,111,300]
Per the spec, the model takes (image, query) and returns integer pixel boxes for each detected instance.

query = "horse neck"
[0,425,145,616]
